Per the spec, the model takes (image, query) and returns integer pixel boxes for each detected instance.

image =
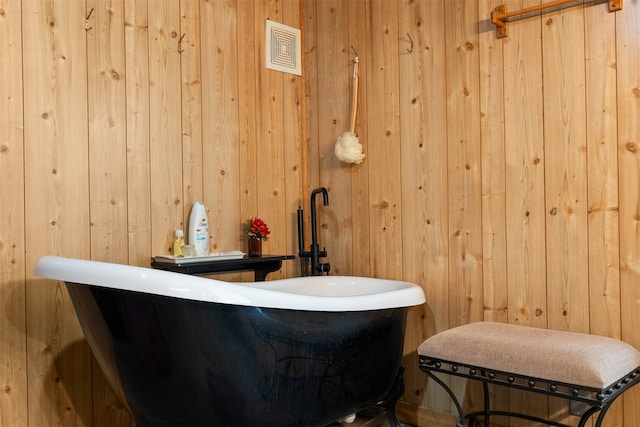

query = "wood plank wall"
[1,0,639,426]
[1,1,302,426]
[304,0,640,426]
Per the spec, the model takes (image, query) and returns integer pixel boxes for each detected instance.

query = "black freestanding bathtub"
[34,256,425,427]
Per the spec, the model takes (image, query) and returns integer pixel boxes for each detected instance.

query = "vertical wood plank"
[124,0,151,268]
[148,0,183,256]
[267,0,287,270]
[398,0,450,413]
[180,0,204,222]
[316,0,350,276]
[86,0,131,425]
[301,0,321,273]
[366,0,402,280]
[23,1,93,425]
[478,0,507,326]
[303,0,320,205]
[477,0,509,417]
[543,8,588,420]
[443,0,483,415]
[584,3,622,426]
[255,0,287,269]
[87,0,128,265]
[503,0,548,327]
[282,0,303,277]
[0,0,28,425]
[444,0,483,327]
[617,0,640,425]
[542,0,589,336]
[201,0,240,258]
[237,0,258,280]
[502,1,549,327]
[502,1,549,422]
[585,0,621,340]
[347,0,371,278]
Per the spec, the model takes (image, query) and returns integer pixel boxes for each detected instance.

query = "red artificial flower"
[247,217,270,240]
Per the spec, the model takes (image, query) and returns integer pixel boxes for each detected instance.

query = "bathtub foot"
[338,413,357,424]
[380,366,405,427]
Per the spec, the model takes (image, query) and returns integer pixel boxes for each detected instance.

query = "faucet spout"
[310,187,329,249]
[310,187,329,276]
[297,187,330,276]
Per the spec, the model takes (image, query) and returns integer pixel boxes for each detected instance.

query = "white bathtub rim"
[33,256,426,312]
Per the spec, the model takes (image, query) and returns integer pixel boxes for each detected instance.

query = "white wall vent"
[265,20,302,76]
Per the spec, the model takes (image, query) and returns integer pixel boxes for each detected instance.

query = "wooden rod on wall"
[491,0,623,38]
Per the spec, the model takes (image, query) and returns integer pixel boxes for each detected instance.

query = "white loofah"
[335,53,365,165]
[334,132,365,164]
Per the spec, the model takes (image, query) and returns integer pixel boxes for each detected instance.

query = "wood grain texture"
[23,1,92,425]
[502,0,548,330]
[443,1,485,416]
[124,0,151,269]
[397,0,449,413]
[617,0,640,425]
[86,1,132,425]
[0,0,27,425]
[237,0,259,280]
[303,0,321,207]
[501,1,550,422]
[88,0,128,265]
[585,3,621,425]
[148,1,183,256]
[542,0,590,336]
[202,0,239,258]
[255,0,287,274]
[316,0,350,276]
[478,0,507,326]
[366,0,403,280]
[541,8,589,422]
[180,0,204,231]
[282,0,303,278]
[347,0,371,278]
[3,1,640,426]
[478,0,510,418]
[444,0,483,327]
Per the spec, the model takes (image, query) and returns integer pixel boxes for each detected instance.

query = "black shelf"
[151,254,295,281]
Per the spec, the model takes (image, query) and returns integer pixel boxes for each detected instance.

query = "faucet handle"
[316,263,331,275]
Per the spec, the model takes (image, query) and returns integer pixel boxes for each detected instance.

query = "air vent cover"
[265,20,301,76]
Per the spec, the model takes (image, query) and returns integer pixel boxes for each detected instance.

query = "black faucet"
[297,187,330,276]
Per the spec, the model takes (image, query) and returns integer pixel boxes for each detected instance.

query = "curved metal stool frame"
[419,356,640,427]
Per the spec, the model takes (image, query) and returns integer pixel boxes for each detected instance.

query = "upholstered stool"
[418,322,640,427]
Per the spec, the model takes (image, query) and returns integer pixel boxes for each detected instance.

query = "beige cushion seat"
[418,321,640,389]
[418,322,640,427]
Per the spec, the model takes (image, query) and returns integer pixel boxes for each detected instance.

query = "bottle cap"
[175,229,184,237]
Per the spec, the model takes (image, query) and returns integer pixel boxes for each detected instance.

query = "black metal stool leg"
[382,366,405,427]
[481,377,490,427]
[424,371,466,427]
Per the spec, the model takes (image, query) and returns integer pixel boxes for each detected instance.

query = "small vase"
[248,237,262,257]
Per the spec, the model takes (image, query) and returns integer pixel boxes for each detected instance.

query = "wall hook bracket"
[85,8,94,31]
[177,33,186,54]
[405,33,414,53]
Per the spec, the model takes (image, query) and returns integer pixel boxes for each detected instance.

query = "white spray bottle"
[188,201,209,256]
